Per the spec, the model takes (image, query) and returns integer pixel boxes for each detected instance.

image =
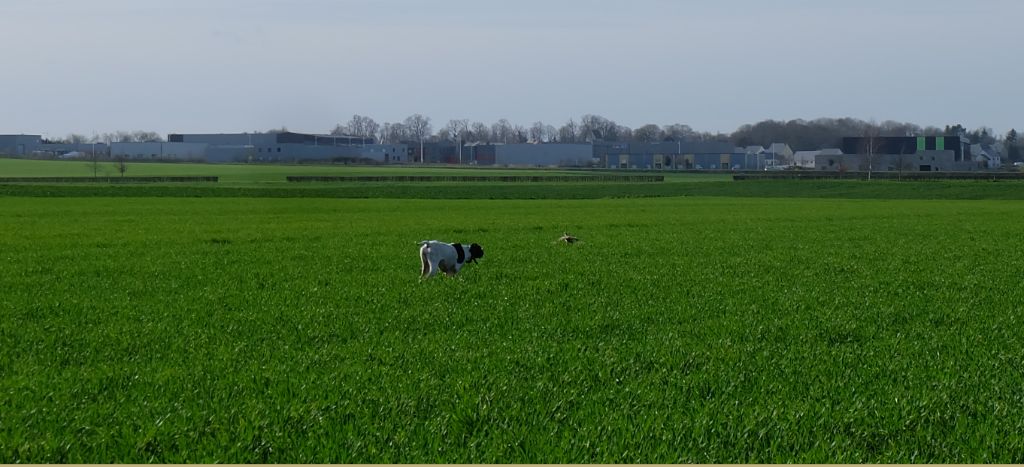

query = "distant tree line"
[44,130,164,145]
[51,116,1021,162]
[324,113,1020,160]
[327,113,734,147]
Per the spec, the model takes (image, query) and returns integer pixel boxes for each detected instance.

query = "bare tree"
[528,121,547,143]
[132,130,164,142]
[98,132,118,145]
[336,114,379,139]
[470,121,490,143]
[344,115,363,136]
[114,155,127,177]
[861,125,884,180]
[445,119,469,141]
[98,130,164,143]
[90,154,101,177]
[404,114,432,162]
[512,124,528,143]
[662,123,696,142]
[543,123,557,142]
[491,119,513,144]
[362,118,380,139]
[577,114,629,141]
[633,124,663,142]
[404,114,432,140]
[879,120,922,137]
[558,119,580,143]
[381,122,408,144]
[614,124,632,142]
[579,114,612,141]
[67,133,89,144]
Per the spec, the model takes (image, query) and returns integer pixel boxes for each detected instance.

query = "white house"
[794,148,842,168]
[971,144,1002,169]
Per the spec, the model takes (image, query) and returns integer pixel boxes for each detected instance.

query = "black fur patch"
[469,243,484,262]
[452,243,466,264]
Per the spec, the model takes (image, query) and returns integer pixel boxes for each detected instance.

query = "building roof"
[971,143,1002,160]
[766,143,793,155]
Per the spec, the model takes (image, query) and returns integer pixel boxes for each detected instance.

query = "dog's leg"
[426,259,440,277]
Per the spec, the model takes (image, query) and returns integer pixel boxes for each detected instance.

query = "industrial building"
[417,141,757,169]
[456,143,593,167]
[166,132,399,163]
[111,142,208,161]
[8,129,1003,172]
[823,136,979,172]
[815,151,958,172]
[1,134,109,158]
[0,134,42,156]
[840,135,971,162]
[592,141,763,170]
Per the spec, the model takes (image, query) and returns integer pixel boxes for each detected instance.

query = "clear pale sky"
[2,0,1020,139]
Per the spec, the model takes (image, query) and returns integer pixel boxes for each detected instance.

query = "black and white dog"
[419,240,484,278]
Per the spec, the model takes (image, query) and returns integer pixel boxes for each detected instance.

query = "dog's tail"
[419,241,430,276]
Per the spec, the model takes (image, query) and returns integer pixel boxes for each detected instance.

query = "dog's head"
[468,243,484,263]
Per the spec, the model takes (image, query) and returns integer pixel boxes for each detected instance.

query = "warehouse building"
[0,134,42,155]
[458,143,593,166]
[167,132,405,163]
[112,142,207,161]
[826,135,978,171]
[592,141,761,170]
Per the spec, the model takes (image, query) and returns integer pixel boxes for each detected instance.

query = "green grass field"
[2,159,1024,462]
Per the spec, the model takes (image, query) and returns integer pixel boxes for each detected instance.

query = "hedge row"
[733,172,1024,181]
[286,175,664,183]
[0,176,219,183]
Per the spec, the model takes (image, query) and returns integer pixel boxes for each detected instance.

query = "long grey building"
[112,142,207,161]
[462,143,593,166]
[167,131,406,163]
[0,134,42,155]
[825,135,980,171]
[592,140,762,170]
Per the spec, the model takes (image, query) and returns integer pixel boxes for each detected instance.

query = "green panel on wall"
[917,136,926,151]
[937,137,945,151]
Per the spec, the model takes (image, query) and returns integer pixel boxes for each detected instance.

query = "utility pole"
[864,130,878,181]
